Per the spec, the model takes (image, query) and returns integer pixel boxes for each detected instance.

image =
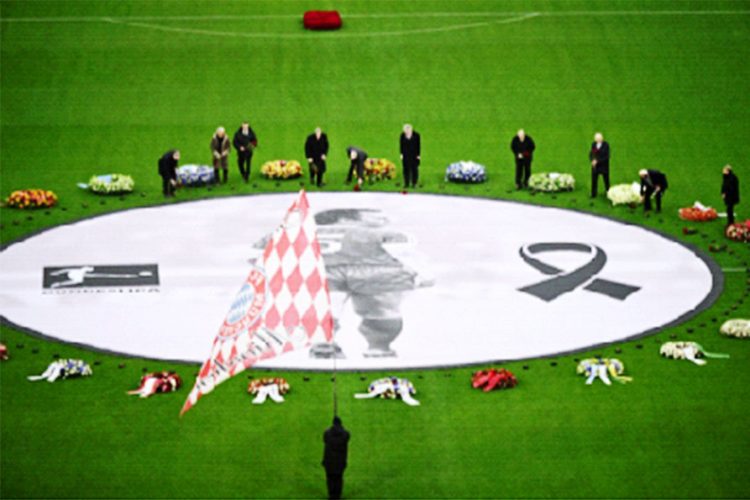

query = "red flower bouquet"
[303,11,342,30]
[472,368,518,392]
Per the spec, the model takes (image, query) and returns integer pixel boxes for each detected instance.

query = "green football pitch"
[1,1,749,498]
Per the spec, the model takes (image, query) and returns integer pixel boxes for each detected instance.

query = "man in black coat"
[322,416,350,500]
[721,165,740,225]
[158,149,180,198]
[400,124,421,188]
[233,121,258,183]
[305,127,329,187]
[346,146,368,188]
[639,168,668,212]
[589,132,611,197]
[510,129,535,189]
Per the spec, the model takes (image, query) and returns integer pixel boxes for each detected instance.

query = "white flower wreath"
[659,341,729,365]
[720,319,750,339]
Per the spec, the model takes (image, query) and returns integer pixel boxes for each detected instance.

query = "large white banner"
[0,193,719,369]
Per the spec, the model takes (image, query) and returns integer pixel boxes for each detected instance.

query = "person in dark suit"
[322,416,350,500]
[400,124,421,188]
[510,129,535,189]
[305,127,329,187]
[233,121,258,183]
[721,165,740,225]
[346,146,368,188]
[589,132,610,197]
[158,149,179,198]
[639,169,668,212]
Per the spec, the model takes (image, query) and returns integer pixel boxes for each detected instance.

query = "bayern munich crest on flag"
[180,190,333,415]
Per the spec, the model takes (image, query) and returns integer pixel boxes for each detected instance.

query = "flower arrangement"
[177,164,215,186]
[607,183,641,206]
[5,189,58,209]
[261,160,302,179]
[248,377,290,396]
[660,341,729,365]
[471,368,518,392]
[363,158,397,181]
[445,161,487,184]
[576,358,631,385]
[527,172,575,192]
[87,174,135,194]
[27,359,93,382]
[725,220,750,242]
[678,202,718,222]
[127,371,182,398]
[248,377,290,404]
[354,376,420,406]
[720,319,750,339]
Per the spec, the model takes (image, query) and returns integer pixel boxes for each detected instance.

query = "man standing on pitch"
[322,416,350,500]
[305,127,329,187]
[158,149,179,198]
[400,124,421,189]
[639,168,668,212]
[233,121,258,183]
[210,127,231,184]
[589,132,610,197]
[510,128,535,189]
[721,165,740,225]
[346,146,368,188]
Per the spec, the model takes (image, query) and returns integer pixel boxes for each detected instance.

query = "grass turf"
[1,0,749,498]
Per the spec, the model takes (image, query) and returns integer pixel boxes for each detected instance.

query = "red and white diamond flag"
[181,190,333,415]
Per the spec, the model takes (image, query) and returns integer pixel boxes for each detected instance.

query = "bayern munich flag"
[181,190,333,415]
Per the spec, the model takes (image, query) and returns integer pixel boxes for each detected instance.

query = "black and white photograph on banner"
[0,192,718,370]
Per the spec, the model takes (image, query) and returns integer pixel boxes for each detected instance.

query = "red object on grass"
[303,11,342,31]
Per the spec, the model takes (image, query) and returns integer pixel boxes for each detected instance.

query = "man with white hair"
[399,124,421,189]
[639,168,668,212]
[589,132,611,198]
[210,126,231,184]
[510,128,536,189]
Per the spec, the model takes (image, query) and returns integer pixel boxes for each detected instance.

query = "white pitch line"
[1,10,748,23]
[101,12,541,39]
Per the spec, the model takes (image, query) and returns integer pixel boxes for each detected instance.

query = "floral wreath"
[368,377,416,399]
[87,174,135,194]
[445,161,487,184]
[576,358,632,384]
[607,183,642,206]
[248,377,290,395]
[364,158,396,181]
[5,189,58,209]
[678,202,718,222]
[660,341,729,363]
[720,319,750,339]
[140,371,182,392]
[471,368,518,392]
[177,164,215,186]
[527,172,575,193]
[725,221,750,243]
[261,160,302,179]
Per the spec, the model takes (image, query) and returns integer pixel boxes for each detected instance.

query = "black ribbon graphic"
[518,243,640,302]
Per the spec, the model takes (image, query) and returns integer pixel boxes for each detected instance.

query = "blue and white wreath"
[177,164,215,186]
[445,161,487,184]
